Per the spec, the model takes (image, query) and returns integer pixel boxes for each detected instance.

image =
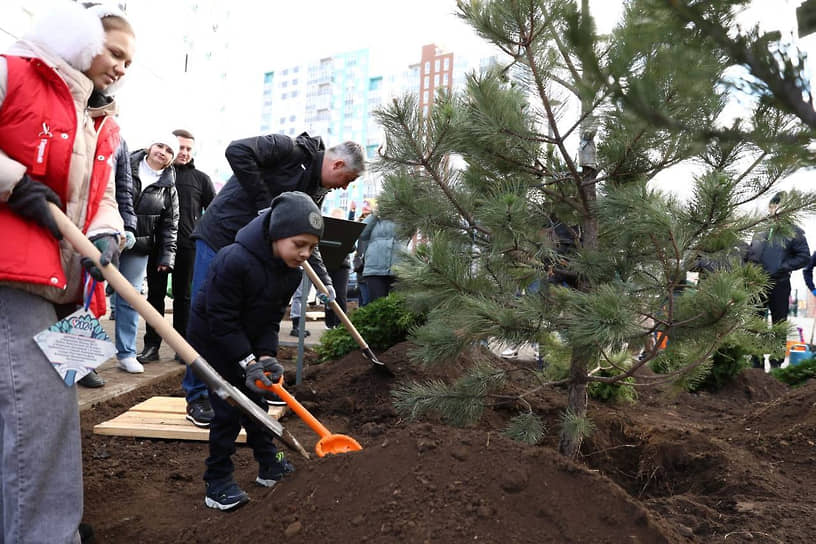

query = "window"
[423,90,429,103]
[424,75,430,88]
[291,90,298,98]
[424,61,430,72]
[263,72,274,84]
[289,115,296,122]
[294,66,299,73]
[434,74,440,86]
[366,144,378,159]
[280,117,286,124]
[443,73,449,86]
[435,59,440,71]
[282,92,287,99]
[283,68,289,75]
[369,77,382,91]
[281,81,288,88]
[444,57,450,70]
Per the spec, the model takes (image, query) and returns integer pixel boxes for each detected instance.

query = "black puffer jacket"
[744,225,810,280]
[187,209,302,386]
[127,150,179,268]
[191,131,332,286]
[175,158,215,250]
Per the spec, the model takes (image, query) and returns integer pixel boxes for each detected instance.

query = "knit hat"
[151,134,179,158]
[267,192,324,241]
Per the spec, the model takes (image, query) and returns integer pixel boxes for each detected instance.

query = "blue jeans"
[114,251,149,360]
[184,239,217,402]
[0,287,83,543]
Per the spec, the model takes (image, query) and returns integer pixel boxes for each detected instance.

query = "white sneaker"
[500,347,519,359]
[117,357,144,374]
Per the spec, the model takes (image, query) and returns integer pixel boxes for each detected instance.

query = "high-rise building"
[418,44,454,117]
[257,42,496,214]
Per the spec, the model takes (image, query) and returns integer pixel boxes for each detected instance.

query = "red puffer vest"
[0,55,119,316]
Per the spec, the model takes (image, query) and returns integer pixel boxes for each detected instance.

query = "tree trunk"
[558,348,590,458]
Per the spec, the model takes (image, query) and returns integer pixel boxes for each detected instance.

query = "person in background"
[136,129,217,427]
[356,201,404,303]
[0,4,135,542]
[744,191,810,369]
[350,198,375,306]
[187,192,323,511]
[114,135,179,374]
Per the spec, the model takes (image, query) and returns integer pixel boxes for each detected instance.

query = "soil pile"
[81,344,816,543]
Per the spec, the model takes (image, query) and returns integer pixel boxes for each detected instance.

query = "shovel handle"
[256,375,332,439]
[49,203,312,459]
[301,261,369,349]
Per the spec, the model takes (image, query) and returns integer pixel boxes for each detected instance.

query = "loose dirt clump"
[81,344,816,543]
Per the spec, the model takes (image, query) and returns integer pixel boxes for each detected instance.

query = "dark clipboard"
[318,216,366,270]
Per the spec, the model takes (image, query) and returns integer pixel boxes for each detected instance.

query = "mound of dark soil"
[81,345,816,543]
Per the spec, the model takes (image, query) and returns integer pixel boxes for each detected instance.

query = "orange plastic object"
[256,377,362,457]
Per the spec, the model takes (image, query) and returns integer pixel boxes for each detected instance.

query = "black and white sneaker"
[186,398,214,428]
[205,481,249,511]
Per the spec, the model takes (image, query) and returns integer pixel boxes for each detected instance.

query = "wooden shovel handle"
[301,260,370,350]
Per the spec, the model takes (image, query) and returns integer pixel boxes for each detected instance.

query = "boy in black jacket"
[187,191,324,511]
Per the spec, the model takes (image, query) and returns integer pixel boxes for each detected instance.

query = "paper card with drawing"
[34,308,116,386]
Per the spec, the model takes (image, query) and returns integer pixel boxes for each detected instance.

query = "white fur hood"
[15,2,107,73]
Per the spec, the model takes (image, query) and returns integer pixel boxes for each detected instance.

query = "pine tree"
[377,0,816,458]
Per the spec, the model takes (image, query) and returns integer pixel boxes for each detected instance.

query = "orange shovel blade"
[256,375,364,457]
[316,434,362,457]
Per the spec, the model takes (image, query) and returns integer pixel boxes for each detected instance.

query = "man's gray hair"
[327,141,365,173]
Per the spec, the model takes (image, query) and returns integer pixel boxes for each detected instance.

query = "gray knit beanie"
[267,192,324,240]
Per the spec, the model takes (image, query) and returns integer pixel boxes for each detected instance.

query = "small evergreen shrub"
[691,340,752,392]
[315,293,425,362]
[770,357,816,386]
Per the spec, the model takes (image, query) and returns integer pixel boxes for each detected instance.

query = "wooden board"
[93,396,286,443]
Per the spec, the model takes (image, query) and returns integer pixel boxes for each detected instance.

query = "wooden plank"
[92,396,287,443]
[94,421,245,443]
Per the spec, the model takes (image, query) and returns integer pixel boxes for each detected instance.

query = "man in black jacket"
[138,129,217,427]
[744,192,810,368]
[189,131,364,333]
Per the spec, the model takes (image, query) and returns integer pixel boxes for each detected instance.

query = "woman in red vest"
[0,4,135,543]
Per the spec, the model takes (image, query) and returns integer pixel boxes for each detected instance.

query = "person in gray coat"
[357,212,405,302]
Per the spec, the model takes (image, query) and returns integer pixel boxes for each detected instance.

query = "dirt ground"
[81,343,816,543]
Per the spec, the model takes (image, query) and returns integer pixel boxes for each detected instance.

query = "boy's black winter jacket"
[187,209,301,386]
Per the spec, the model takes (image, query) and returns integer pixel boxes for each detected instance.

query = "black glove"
[244,357,284,397]
[6,174,63,240]
[81,234,120,282]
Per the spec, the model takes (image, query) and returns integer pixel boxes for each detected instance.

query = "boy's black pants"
[204,387,280,485]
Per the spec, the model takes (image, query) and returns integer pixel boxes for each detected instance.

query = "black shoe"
[289,328,311,337]
[78,370,105,388]
[186,397,215,428]
[79,522,95,543]
[137,345,161,364]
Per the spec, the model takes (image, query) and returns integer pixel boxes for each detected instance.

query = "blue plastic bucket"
[788,344,813,366]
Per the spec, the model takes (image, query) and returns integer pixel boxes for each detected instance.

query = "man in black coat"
[189,131,364,338]
[744,192,811,368]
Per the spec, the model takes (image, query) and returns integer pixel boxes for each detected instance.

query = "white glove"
[318,284,336,304]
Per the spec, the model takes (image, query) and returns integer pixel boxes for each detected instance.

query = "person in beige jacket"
[0,4,135,543]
